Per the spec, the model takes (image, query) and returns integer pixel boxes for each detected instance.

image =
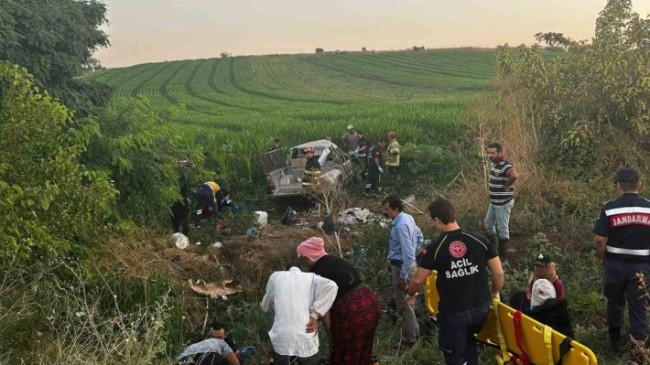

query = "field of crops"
[88,48,497,181]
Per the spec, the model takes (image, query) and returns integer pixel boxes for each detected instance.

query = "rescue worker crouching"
[195,181,232,226]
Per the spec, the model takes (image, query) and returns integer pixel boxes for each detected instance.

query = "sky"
[94,0,650,68]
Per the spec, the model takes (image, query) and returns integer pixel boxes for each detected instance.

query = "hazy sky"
[95,0,650,68]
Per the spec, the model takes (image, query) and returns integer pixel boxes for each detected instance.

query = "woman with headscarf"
[296,237,381,365]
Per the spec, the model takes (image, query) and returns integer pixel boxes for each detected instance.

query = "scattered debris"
[245,226,259,237]
[171,232,189,249]
[212,241,223,248]
[338,207,373,224]
[254,211,268,227]
[188,279,242,300]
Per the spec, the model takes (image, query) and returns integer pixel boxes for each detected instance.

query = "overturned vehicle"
[260,140,356,198]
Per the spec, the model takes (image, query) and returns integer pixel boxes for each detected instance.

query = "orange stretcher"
[424,273,598,365]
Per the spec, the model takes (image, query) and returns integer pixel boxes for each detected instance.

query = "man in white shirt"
[261,266,338,365]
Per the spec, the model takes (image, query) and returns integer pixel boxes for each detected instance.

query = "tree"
[497,0,650,175]
[533,32,573,49]
[315,48,325,54]
[0,63,116,263]
[220,52,231,58]
[0,0,112,114]
[361,47,367,52]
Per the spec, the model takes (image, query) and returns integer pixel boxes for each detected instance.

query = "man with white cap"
[341,124,358,154]
[261,258,338,365]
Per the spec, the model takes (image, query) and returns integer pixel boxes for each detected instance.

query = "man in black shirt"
[406,198,504,365]
[594,167,650,354]
[365,138,386,193]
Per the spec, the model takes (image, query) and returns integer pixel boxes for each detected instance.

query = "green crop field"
[88,48,498,181]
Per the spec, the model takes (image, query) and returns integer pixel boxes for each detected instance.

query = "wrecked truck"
[259,139,356,198]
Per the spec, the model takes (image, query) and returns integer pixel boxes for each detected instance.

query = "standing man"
[484,142,518,261]
[261,264,338,365]
[407,198,504,365]
[594,167,650,356]
[383,195,424,347]
[386,131,401,176]
[356,130,369,177]
[341,124,358,154]
[366,138,386,193]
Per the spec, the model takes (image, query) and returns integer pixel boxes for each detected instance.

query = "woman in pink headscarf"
[296,237,381,365]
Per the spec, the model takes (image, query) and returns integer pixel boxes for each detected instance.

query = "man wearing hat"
[341,124,358,155]
[385,131,401,176]
[594,167,650,354]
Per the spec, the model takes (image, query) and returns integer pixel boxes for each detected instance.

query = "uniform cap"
[388,131,397,139]
[347,124,354,130]
[615,167,640,183]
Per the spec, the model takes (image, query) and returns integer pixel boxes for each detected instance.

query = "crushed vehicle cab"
[259,139,355,198]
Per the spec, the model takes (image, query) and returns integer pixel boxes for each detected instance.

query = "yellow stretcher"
[424,273,598,365]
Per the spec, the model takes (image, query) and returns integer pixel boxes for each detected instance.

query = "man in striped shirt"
[484,142,518,261]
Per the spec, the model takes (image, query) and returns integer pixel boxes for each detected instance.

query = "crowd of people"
[172,136,650,364]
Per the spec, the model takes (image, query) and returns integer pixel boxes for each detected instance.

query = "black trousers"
[604,259,650,340]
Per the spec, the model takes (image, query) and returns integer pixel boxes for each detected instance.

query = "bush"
[0,63,116,263]
[84,97,203,226]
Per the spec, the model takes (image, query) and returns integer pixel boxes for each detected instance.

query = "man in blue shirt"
[382,195,424,347]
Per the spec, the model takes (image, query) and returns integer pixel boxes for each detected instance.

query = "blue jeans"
[438,304,490,365]
[484,200,514,240]
[604,259,650,341]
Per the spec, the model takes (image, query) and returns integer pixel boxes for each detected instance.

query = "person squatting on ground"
[297,237,382,365]
[366,138,386,193]
[484,142,518,261]
[385,130,400,176]
[177,336,240,365]
[509,252,565,311]
[195,181,231,226]
[383,195,424,347]
[594,167,650,356]
[527,278,574,337]
[261,263,338,365]
[407,198,504,365]
[208,322,256,364]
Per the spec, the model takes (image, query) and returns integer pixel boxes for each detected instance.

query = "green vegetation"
[87,49,499,186]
